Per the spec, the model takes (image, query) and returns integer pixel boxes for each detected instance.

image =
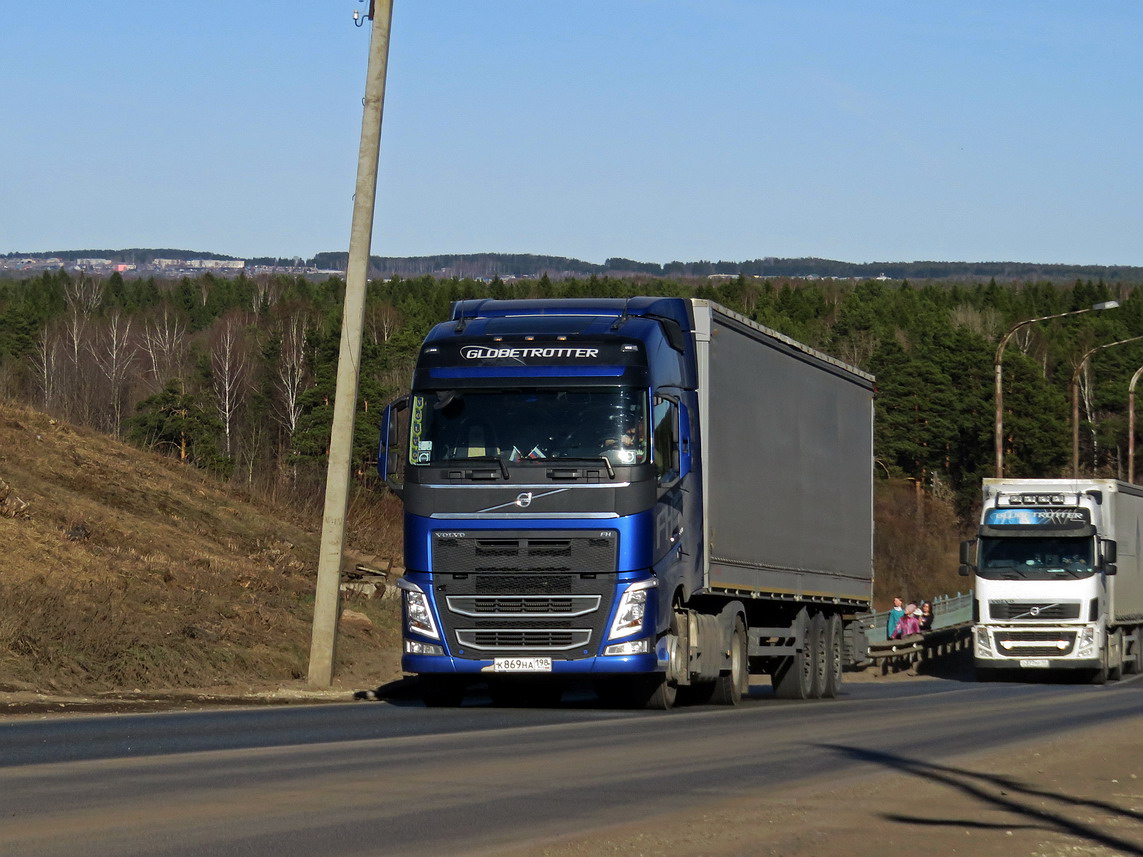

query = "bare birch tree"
[272,311,311,445]
[365,302,403,345]
[209,312,252,458]
[29,325,62,411]
[87,311,137,436]
[139,307,188,391]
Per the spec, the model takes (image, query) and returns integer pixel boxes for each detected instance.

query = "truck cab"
[962,479,1130,682]
[380,298,700,706]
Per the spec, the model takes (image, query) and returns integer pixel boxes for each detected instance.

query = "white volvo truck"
[960,478,1143,682]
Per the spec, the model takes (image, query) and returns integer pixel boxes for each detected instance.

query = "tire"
[1108,630,1124,682]
[709,619,749,706]
[822,615,843,699]
[1128,627,1143,675]
[419,676,466,707]
[773,617,814,700]
[808,613,828,699]
[642,673,678,710]
[635,603,685,713]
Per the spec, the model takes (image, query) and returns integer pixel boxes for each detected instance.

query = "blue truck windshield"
[978,536,1094,580]
[407,388,648,466]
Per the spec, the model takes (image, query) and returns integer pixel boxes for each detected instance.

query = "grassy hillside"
[0,398,402,695]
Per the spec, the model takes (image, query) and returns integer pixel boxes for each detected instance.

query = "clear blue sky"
[4,1,1142,266]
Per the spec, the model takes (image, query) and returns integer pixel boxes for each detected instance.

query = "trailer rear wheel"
[808,613,829,698]
[773,626,814,699]
[708,618,748,706]
[822,615,843,699]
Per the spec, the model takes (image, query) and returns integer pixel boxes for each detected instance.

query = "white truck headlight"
[400,581,440,640]
[609,578,657,640]
[975,628,993,658]
[1076,627,1096,657]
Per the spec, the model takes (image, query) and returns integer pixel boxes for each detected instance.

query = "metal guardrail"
[865,591,974,645]
[858,591,975,669]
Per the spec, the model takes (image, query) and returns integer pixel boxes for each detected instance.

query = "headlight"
[609,579,657,640]
[401,583,440,640]
[975,627,992,657]
[1076,627,1096,657]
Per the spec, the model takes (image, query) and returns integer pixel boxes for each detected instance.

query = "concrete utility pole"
[308,0,395,687]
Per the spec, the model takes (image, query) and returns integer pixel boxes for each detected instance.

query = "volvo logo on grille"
[515,492,533,508]
[1029,606,1040,616]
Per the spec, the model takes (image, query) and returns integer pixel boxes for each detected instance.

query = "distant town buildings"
[0,256,341,278]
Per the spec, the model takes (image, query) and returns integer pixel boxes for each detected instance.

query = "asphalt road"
[1,674,1140,857]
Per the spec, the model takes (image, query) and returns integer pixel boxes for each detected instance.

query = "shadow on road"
[820,742,1143,856]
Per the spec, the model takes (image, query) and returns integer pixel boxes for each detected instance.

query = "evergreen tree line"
[1,270,1141,519]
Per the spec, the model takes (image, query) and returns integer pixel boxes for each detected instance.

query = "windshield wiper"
[546,456,615,479]
[445,456,509,479]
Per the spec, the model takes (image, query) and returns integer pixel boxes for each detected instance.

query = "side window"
[652,396,679,485]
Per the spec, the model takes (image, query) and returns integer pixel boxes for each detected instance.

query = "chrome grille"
[989,602,1081,621]
[992,630,1077,658]
[454,628,592,651]
[446,594,601,617]
[433,531,616,573]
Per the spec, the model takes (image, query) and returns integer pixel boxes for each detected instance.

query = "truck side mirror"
[958,539,976,577]
[1102,538,1117,564]
[379,396,409,496]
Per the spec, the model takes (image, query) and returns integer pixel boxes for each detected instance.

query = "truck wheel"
[1089,651,1109,685]
[1108,630,1124,682]
[808,613,828,698]
[419,676,466,707]
[708,618,748,706]
[822,615,843,699]
[773,627,814,699]
[1128,627,1143,675]
[639,606,685,710]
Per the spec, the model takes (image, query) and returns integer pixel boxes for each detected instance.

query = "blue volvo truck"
[379,297,874,708]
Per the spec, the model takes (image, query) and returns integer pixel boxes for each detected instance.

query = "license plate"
[493,657,552,673]
[1019,658,1050,668]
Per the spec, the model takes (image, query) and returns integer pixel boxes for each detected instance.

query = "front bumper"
[974,656,1105,671]
[973,623,1101,667]
[403,651,660,675]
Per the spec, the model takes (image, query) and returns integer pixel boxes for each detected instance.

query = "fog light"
[405,640,444,656]
[604,639,650,656]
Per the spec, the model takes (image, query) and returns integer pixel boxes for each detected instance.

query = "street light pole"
[994,301,1118,478]
[1129,365,1143,483]
[1070,334,1143,479]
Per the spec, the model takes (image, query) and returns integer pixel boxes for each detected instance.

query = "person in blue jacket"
[887,596,905,638]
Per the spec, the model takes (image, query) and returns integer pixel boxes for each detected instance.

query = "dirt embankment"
[0,399,403,699]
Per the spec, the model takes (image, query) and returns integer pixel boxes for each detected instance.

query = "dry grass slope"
[0,398,401,695]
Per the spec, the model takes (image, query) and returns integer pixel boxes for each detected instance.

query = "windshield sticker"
[985,508,1089,527]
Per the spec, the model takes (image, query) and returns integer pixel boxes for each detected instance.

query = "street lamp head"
[1092,300,1120,311]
